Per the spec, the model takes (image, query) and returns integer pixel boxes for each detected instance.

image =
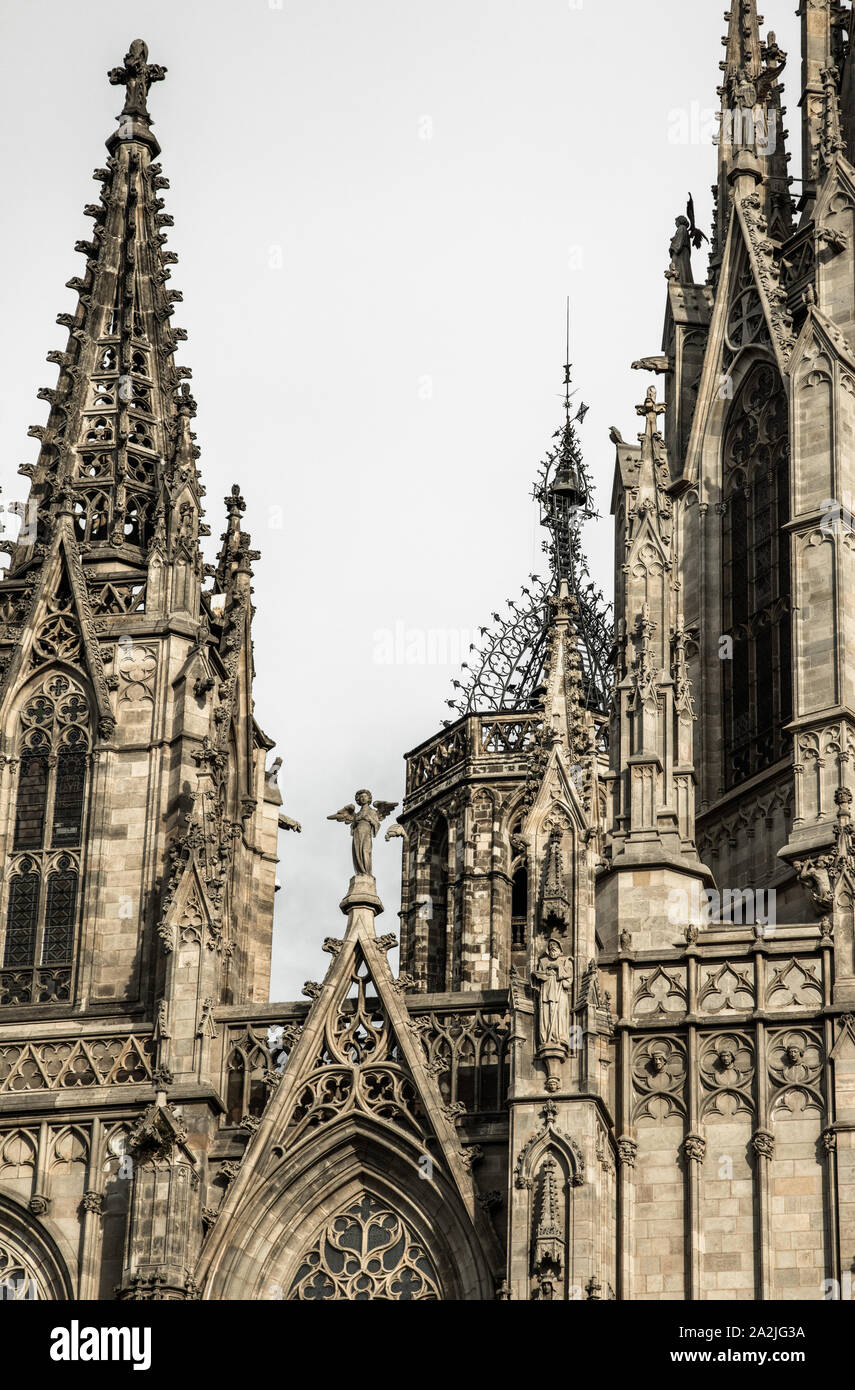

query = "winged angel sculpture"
[328,790,398,877]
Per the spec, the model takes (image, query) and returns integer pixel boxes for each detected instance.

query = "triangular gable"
[734,198,795,369]
[788,300,855,380]
[812,150,855,228]
[197,906,503,1282]
[522,742,589,839]
[682,206,783,488]
[829,1012,855,1062]
[0,524,113,734]
[157,844,220,953]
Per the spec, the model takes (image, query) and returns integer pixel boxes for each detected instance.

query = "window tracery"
[721,363,791,788]
[1,674,92,1006]
[288,1194,441,1300]
[426,821,448,993]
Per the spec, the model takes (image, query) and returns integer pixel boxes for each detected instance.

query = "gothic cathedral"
[3,6,855,1302]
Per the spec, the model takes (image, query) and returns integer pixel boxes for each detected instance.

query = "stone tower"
[0,42,282,1300]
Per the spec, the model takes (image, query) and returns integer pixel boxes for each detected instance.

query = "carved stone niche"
[531,938,573,1092]
[539,822,572,937]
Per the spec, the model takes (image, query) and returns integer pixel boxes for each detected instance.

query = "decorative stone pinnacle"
[635,384,667,441]
[108,40,167,121]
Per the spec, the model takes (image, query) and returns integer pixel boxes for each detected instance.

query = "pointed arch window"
[426,821,448,993]
[123,495,152,549]
[73,492,111,544]
[721,363,792,789]
[225,1033,270,1125]
[511,865,528,949]
[0,674,92,1006]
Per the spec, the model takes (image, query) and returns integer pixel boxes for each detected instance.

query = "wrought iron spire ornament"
[449,347,612,720]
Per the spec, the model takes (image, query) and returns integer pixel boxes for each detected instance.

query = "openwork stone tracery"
[288,1194,441,1301]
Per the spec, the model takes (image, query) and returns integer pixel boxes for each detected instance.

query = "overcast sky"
[0,0,802,998]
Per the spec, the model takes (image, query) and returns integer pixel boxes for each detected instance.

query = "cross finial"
[108,40,167,121]
[635,384,667,439]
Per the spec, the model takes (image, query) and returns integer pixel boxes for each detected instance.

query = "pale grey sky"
[0,0,802,997]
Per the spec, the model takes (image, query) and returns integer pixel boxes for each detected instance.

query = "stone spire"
[9,40,204,601]
[713,3,792,259]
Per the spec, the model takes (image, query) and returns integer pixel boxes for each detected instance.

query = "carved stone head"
[785,1044,804,1067]
[717,1048,736,1070]
[650,1050,668,1074]
[546,938,562,960]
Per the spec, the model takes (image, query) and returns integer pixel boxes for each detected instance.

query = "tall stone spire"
[713,3,792,258]
[9,40,205,611]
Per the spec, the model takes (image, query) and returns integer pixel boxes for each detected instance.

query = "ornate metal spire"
[449,352,611,720]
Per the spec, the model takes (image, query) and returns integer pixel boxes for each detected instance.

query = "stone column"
[752,1128,775,1300]
[617,1135,637,1303]
[681,1133,706,1301]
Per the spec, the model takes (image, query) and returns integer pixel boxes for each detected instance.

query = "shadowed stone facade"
[3,8,855,1302]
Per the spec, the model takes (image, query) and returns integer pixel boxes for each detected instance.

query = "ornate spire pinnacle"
[713,3,792,257]
[532,1156,565,1282]
[722,0,763,86]
[798,2,852,207]
[3,40,206,609]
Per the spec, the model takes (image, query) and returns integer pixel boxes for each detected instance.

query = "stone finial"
[635,384,667,441]
[108,40,167,120]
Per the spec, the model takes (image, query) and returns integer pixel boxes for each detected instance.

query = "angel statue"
[328,790,398,877]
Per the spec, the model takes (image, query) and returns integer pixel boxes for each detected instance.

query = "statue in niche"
[534,938,573,1048]
[533,938,573,1089]
[328,790,398,877]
